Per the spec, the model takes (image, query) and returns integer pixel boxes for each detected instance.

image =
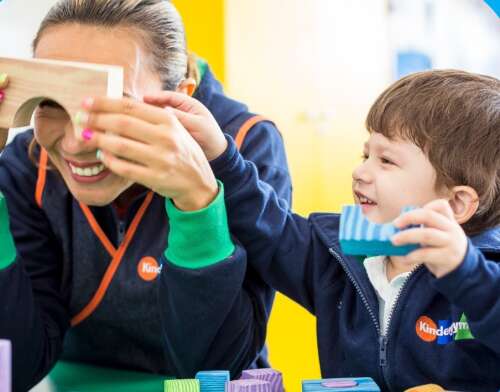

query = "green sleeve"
[0,192,16,270]
[164,181,235,269]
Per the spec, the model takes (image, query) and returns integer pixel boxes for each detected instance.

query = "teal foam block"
[302,377,380,392]
[339,205,419,256]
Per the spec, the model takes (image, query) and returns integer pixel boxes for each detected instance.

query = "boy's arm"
[392,199,500,354]
[158,183,266,377]
[211,136,328,314]
[236,120,292,205]
[431,243,500,354]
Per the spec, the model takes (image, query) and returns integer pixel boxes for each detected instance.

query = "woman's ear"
[448,185,479,225]
[176,77,197,97]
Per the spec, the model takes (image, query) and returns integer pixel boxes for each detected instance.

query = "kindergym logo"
[416,314,474,345]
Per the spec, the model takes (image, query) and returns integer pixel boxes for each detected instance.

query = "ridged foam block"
[339,205,419,256]
[240,368,284,392]
[227,379,271,392]
[164,379,200,392]
[195,371,230,392]
[0,340,11,392]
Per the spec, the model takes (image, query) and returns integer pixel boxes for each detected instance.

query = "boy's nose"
[352,161,373,184]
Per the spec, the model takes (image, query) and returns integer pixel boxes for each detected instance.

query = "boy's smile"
[352,132,448,224]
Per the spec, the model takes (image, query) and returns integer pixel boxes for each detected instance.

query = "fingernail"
[96,149,103,160]
[0,73,7,84]
[82,97,94,110]
[0,90,5,102]
[82,128,94,141]
[74,111,89,126]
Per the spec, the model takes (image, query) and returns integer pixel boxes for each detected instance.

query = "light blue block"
[339,205,419,256]
[195,371,230,392]
[302,377,380,392]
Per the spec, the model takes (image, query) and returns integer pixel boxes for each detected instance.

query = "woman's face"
[34,23,164,206]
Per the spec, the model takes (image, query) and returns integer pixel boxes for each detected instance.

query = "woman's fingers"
[92,132,160,168]
[0,73,8,103]
[83,96,176,127]
[0,73,9,90]
[97,149,154,188]
[82,112,174,145]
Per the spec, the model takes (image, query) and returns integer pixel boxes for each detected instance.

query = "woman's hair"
[30,0,200,164]
[33,0,190,90]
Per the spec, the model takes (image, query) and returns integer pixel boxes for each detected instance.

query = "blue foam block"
[195,371,230,392]
[339,205,419,256]
[302,377,380,392]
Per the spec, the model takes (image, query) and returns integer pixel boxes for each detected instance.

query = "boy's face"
[352,132,447,224]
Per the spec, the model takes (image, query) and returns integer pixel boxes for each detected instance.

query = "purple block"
[0,340,11,392]
[240,368,283,392]
[226,379,271,392]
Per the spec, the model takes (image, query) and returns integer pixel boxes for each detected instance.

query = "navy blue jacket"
[210,136,500,392]
[0,66,291,391]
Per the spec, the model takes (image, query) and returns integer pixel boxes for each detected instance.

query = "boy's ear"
[448,185,479,224]
[176,78,197,97]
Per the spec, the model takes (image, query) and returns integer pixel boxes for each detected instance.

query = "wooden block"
[0,56,123,150]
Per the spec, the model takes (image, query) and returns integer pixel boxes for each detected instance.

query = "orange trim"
[35,149,49,208]
[79,203,117,257]
[71,191,154,327]
[234,115,267,150]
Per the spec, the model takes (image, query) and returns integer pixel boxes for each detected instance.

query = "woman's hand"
[143,91,227,161]
[76,96,219,211]
[0,73,9,150]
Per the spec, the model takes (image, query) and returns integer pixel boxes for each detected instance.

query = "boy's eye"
[361,153,369,161]
[380,157,394,165]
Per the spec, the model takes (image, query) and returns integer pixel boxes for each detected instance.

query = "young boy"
[163,69,499,391]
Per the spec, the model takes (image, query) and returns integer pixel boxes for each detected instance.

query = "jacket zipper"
[379,264,422,383]
[328,248,389,387]
[118,220,126,244]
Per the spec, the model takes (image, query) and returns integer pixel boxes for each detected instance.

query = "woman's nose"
[60,121,94,155]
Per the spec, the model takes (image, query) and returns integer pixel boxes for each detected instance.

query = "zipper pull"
[379,335,388,367]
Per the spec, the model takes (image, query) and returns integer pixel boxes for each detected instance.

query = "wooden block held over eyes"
[0,56,123,150]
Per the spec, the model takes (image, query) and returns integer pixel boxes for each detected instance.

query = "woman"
[0,0,291,389]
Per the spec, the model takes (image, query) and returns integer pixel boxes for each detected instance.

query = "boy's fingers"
[391,227,449,247]
[143,91,209,116]
[404,247,442,264]
[423,199,454,219]
[394,208,452,231]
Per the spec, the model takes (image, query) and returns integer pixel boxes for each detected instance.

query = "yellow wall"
[176,2,391,392]
[174,0,225,84]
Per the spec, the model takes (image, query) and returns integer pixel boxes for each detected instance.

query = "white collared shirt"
[363,256,411,336]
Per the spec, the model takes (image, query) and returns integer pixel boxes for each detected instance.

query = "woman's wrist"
[172,177,219,212]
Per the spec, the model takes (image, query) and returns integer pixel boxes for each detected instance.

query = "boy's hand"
[391,199,468,278]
